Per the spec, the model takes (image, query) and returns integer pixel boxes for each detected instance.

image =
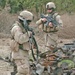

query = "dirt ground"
[0,38,13,75]
[0,9,75,74]
[0,38,74,75]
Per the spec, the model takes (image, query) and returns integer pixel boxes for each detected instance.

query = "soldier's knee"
[17,66,29,75]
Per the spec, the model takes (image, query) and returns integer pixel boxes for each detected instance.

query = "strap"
[23,20,39,61]
[29,35,39,61]
[0,56,17,75]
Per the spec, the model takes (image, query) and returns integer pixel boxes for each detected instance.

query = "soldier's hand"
[41,18,47,22]
[28,31,32,37]
[49,22,53,27]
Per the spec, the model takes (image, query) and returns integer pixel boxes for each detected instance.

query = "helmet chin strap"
[18,16,24,21]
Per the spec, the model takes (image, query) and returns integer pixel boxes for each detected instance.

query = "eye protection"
[47,8,54,10]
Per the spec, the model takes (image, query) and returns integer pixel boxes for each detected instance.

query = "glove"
[10,40,19,52]
[49,22,53,28]
[28,31,32,37]
[41,18,47,23]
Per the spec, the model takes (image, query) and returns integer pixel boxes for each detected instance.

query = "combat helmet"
[46,2,56,9]
[18,10,34,21]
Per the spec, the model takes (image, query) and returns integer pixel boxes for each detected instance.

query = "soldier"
[36,2,63,52]
[10,10,34,75]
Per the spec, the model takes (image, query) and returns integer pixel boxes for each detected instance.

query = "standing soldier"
[10,10,34,75]
[36,2,63,53]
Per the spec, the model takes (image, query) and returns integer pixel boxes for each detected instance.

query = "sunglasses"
[27,20,32,23]
[47,8,54,10]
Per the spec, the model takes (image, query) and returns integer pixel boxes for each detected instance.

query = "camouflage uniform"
[10,10,34,75]
[36,2,63,52]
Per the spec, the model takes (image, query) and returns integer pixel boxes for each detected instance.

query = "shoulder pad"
[53,13,58,18]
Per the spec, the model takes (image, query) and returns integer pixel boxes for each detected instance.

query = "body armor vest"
[42,13,58,33]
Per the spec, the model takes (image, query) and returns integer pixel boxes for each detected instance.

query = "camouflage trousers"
[12,50,30,75]
[44,32,58,52]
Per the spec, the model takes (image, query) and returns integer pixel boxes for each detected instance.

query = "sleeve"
[56,15,63,27]
[11,25,29,44]
[36,19,42,26]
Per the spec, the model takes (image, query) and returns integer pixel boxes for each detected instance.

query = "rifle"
[23,19,39,61]
[0,56,17,75]
[40,14,59,27]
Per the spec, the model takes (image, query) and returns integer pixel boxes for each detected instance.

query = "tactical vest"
[42,13,58,33]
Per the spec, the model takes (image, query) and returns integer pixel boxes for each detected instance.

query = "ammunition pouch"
[42,25,58,33]
[10,40,19,52]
